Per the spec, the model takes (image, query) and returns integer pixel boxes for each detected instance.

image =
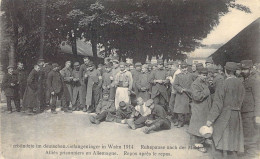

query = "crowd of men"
[1,56,260,158]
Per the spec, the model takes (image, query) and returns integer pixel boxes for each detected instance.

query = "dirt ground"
[0,103,258,159]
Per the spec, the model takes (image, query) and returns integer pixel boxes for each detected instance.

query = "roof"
[209,17,260,66]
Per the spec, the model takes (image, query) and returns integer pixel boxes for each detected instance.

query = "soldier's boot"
[143,125,157,134]
[127,119,136,130]
[83,106,88,112]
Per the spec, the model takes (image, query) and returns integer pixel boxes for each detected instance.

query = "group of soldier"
[1,56,260,158]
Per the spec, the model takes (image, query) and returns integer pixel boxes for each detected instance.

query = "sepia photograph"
[0,0,259,158]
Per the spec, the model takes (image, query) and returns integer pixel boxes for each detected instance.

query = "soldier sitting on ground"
[105,101,135,124]
[143,99,171,134]
[89,91,116,124]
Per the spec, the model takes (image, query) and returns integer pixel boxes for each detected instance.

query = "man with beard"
[60,61,73,107]
[173,62,193,128]
[84,62,102,113]
[14,62,28,109]
[150,59,169,111]
[206,62,245,159]
[71,62,81,111]
[143,99,171,134]
[189,68,211,153]
[136,64,151,101]
[23,65,41,115]
[240,60,260,157]
[47,63,71,114]
[114,62,133,110]
[2,66,20,113]
[79,56,91,109]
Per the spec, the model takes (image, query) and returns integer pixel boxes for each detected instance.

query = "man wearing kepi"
[1,65,21,113]
[143,99,171,134]
[188,68,211,153]
[71,62,81,111]
[136,64,151,101]
[47,63,71,114]
[206,62,245,159]
[150,59,169,111]
[89,91,116,124]
[23,65,40,115]
[173,61,193,128]
[60,61,73,107]
[240,60,260,156]
[114,62,133,110]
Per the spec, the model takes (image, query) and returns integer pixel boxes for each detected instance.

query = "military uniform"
[1,71,20,112]
[71,68,81,110]
[79,63,89,107]
[14,68,28,100]
[136,71,151,101]
[106,102,135,123]
[102,69,113,100]
[60,67,73,103]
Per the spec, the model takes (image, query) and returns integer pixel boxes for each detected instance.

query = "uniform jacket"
[96,100,116,114]
[46,70,64,94]
[1,73,19,97]
[114,70,133,90]
[150,69,169,100]
[147,104,168,121]
[60,67,73,84]
[188,78,211,136]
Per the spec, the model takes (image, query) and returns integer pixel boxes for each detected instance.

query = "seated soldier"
[89,91,116,124]
[143,99,171,134]
[127,97,151,130]
[106,101,135,124]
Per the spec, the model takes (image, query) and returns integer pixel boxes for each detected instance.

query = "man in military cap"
[110,59,120,101]
[79,56,91,109]
[84,62,102,113]
[131,62,142,96]
[205,57,214,68]
[106,101,135,123]
[1,65,20,113]
[143,99,171,134]
[23,65,41,115]
[173,61,193,128]
[47,63,71,114]
[206,62,245,158]
[71,62,81,111]
[240,60,260,156]
[14,62,28,106]
[60,61,73,108]
[136,64,151,101]
[102,62,114,100]
[89,91,116,124]
[114,62,133,110]
[189,68,211,153]
[150,59,169,111]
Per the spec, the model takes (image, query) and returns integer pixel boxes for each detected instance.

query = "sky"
[189,0,260,58]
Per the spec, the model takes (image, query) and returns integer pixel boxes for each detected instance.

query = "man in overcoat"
[136,64,151,101]
[1,66,20,113]
[71,62,81,111]
[206,62,245,159]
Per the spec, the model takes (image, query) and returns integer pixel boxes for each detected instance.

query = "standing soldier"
[110,59,120,101]
[23,65,41,115]
[240,60,260,156]
[1,66,20,113]
[206,62,245,159]
[71,62,81,111]
[114,62,133,110]
[150,59,169,111]
[136,64,151,101]
[131,62,142,96]
[84,62,102,113]
[47,63,71,114]
[102,62,114,100]
[60,61,73,107]
[173,62,193,128]
[189,68,211,153]
[79,57,91,109]
[15,62,27,109]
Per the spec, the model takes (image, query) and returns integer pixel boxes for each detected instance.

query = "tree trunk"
[91,28,98,65]
[70,31,78,58]
[9,0,18,66]
[39,0,47,59]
